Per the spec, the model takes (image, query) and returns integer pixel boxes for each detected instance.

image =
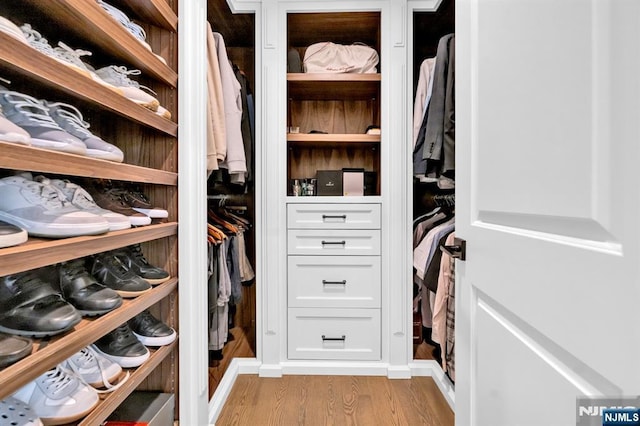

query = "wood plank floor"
[216,375,454,426]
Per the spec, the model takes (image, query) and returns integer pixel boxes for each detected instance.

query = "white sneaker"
[0,87,86,155]
[94,66,160,111]
[45,102,124,162]
[0,16,28,45]
[0,174,110,238]
[61,346,127,391]
[12,365,99,425]
[48,179,131,231]
[0,396,43,426]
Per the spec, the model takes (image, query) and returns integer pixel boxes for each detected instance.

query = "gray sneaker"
[48,179,130,231]
[94,66,159,111]
[0,174,109,238]
[45,102,124,162]
[97,1,153,52]
[0,87,86,155]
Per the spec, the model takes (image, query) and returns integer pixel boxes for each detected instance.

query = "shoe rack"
[0,0,179,424]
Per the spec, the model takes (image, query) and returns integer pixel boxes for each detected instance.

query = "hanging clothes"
[206,22,227,172]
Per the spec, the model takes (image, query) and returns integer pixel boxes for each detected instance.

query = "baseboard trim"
[409,360,455,409]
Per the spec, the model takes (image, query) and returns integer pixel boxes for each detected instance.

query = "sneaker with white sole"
[12,365,99,425]
[112,184,168,219]
[84,181,151,226]
[0,87,87,155]
[91,324,150,368]
[97,1,153,52]
[128,309,176,346]
[94,66,159,111]
[0,16,29,45]
[0,396,43,426]
[49,179,130,231]
[0,174,109,238]
[45,102,124,162]
[61,346,127,392]
[0,219,28,248]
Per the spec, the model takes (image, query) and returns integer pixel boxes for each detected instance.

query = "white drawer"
[287,204,381,229]
[288,229,380,256]
[288,256,381,308]
[288,308,381,360]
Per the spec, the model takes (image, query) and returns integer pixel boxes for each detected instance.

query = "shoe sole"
[114,286,152,298]
[0,321,79,338]
[91,344,150,368]
[128,215,152,226]
[85,149,124,163]
[29,137,87,155]
[129,98,160,112]
[0,133,30,145]
[39,399,99,426]
[0,212,109,238]
[78,306,121,317]
[132,207,169,218]
[0,226,27,248]
[107,220,132,232]
[143,275,171,285]
[133,330,176,347]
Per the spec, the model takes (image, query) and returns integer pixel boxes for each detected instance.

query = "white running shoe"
[12,365,99,425]
[0,16,28,44]
[45,102,124,162]
[61,346,127,392]
[0,174,109,238]
[0,87,86,155]
[97,1,153,52]
[48,179,131,231]
[94,66,160,111]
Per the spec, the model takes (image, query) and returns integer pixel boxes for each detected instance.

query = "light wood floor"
[216,375,454,426]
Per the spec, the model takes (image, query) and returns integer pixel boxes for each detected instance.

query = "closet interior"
[206,0,257,399]
[411,0,455,378]
[0,0,179,424]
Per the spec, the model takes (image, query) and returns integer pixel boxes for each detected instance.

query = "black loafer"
[59,259,122,316]
[0,270,81,337]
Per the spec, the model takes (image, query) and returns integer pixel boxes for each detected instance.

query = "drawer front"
[288,230,380,256]
[287,204,381,229]
[288,256,381,308]
[288,308,381,360]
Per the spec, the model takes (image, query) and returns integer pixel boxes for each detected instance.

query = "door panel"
[457,0,640,424]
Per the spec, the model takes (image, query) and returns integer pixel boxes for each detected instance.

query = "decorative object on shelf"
[303,42,379,74]
[316,170,343,196]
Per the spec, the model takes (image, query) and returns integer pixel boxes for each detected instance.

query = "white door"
[456,1,640,425]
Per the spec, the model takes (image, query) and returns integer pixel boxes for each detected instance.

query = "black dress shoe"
[88,252,151,298]
[128,309,176,346]
[92,324,149,368]
[59,259,122,316]
[0,270,81,337]
[0,332,32,368]
[113,244,170,285]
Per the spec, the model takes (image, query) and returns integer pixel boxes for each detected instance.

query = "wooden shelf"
[0,142,177,185]
[0,33,177,137]
[79,341,177,426]
[108,0,178,32]
[20,0,177,87]
[287,133,380,143]
[0,279,178,399]
[288,73,380,100]
[0,223,177,276]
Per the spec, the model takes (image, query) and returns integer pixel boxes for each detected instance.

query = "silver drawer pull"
[321,240,346,246]
[322,280,347,285]
[322,335,346,342]
[322,214,347,220]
